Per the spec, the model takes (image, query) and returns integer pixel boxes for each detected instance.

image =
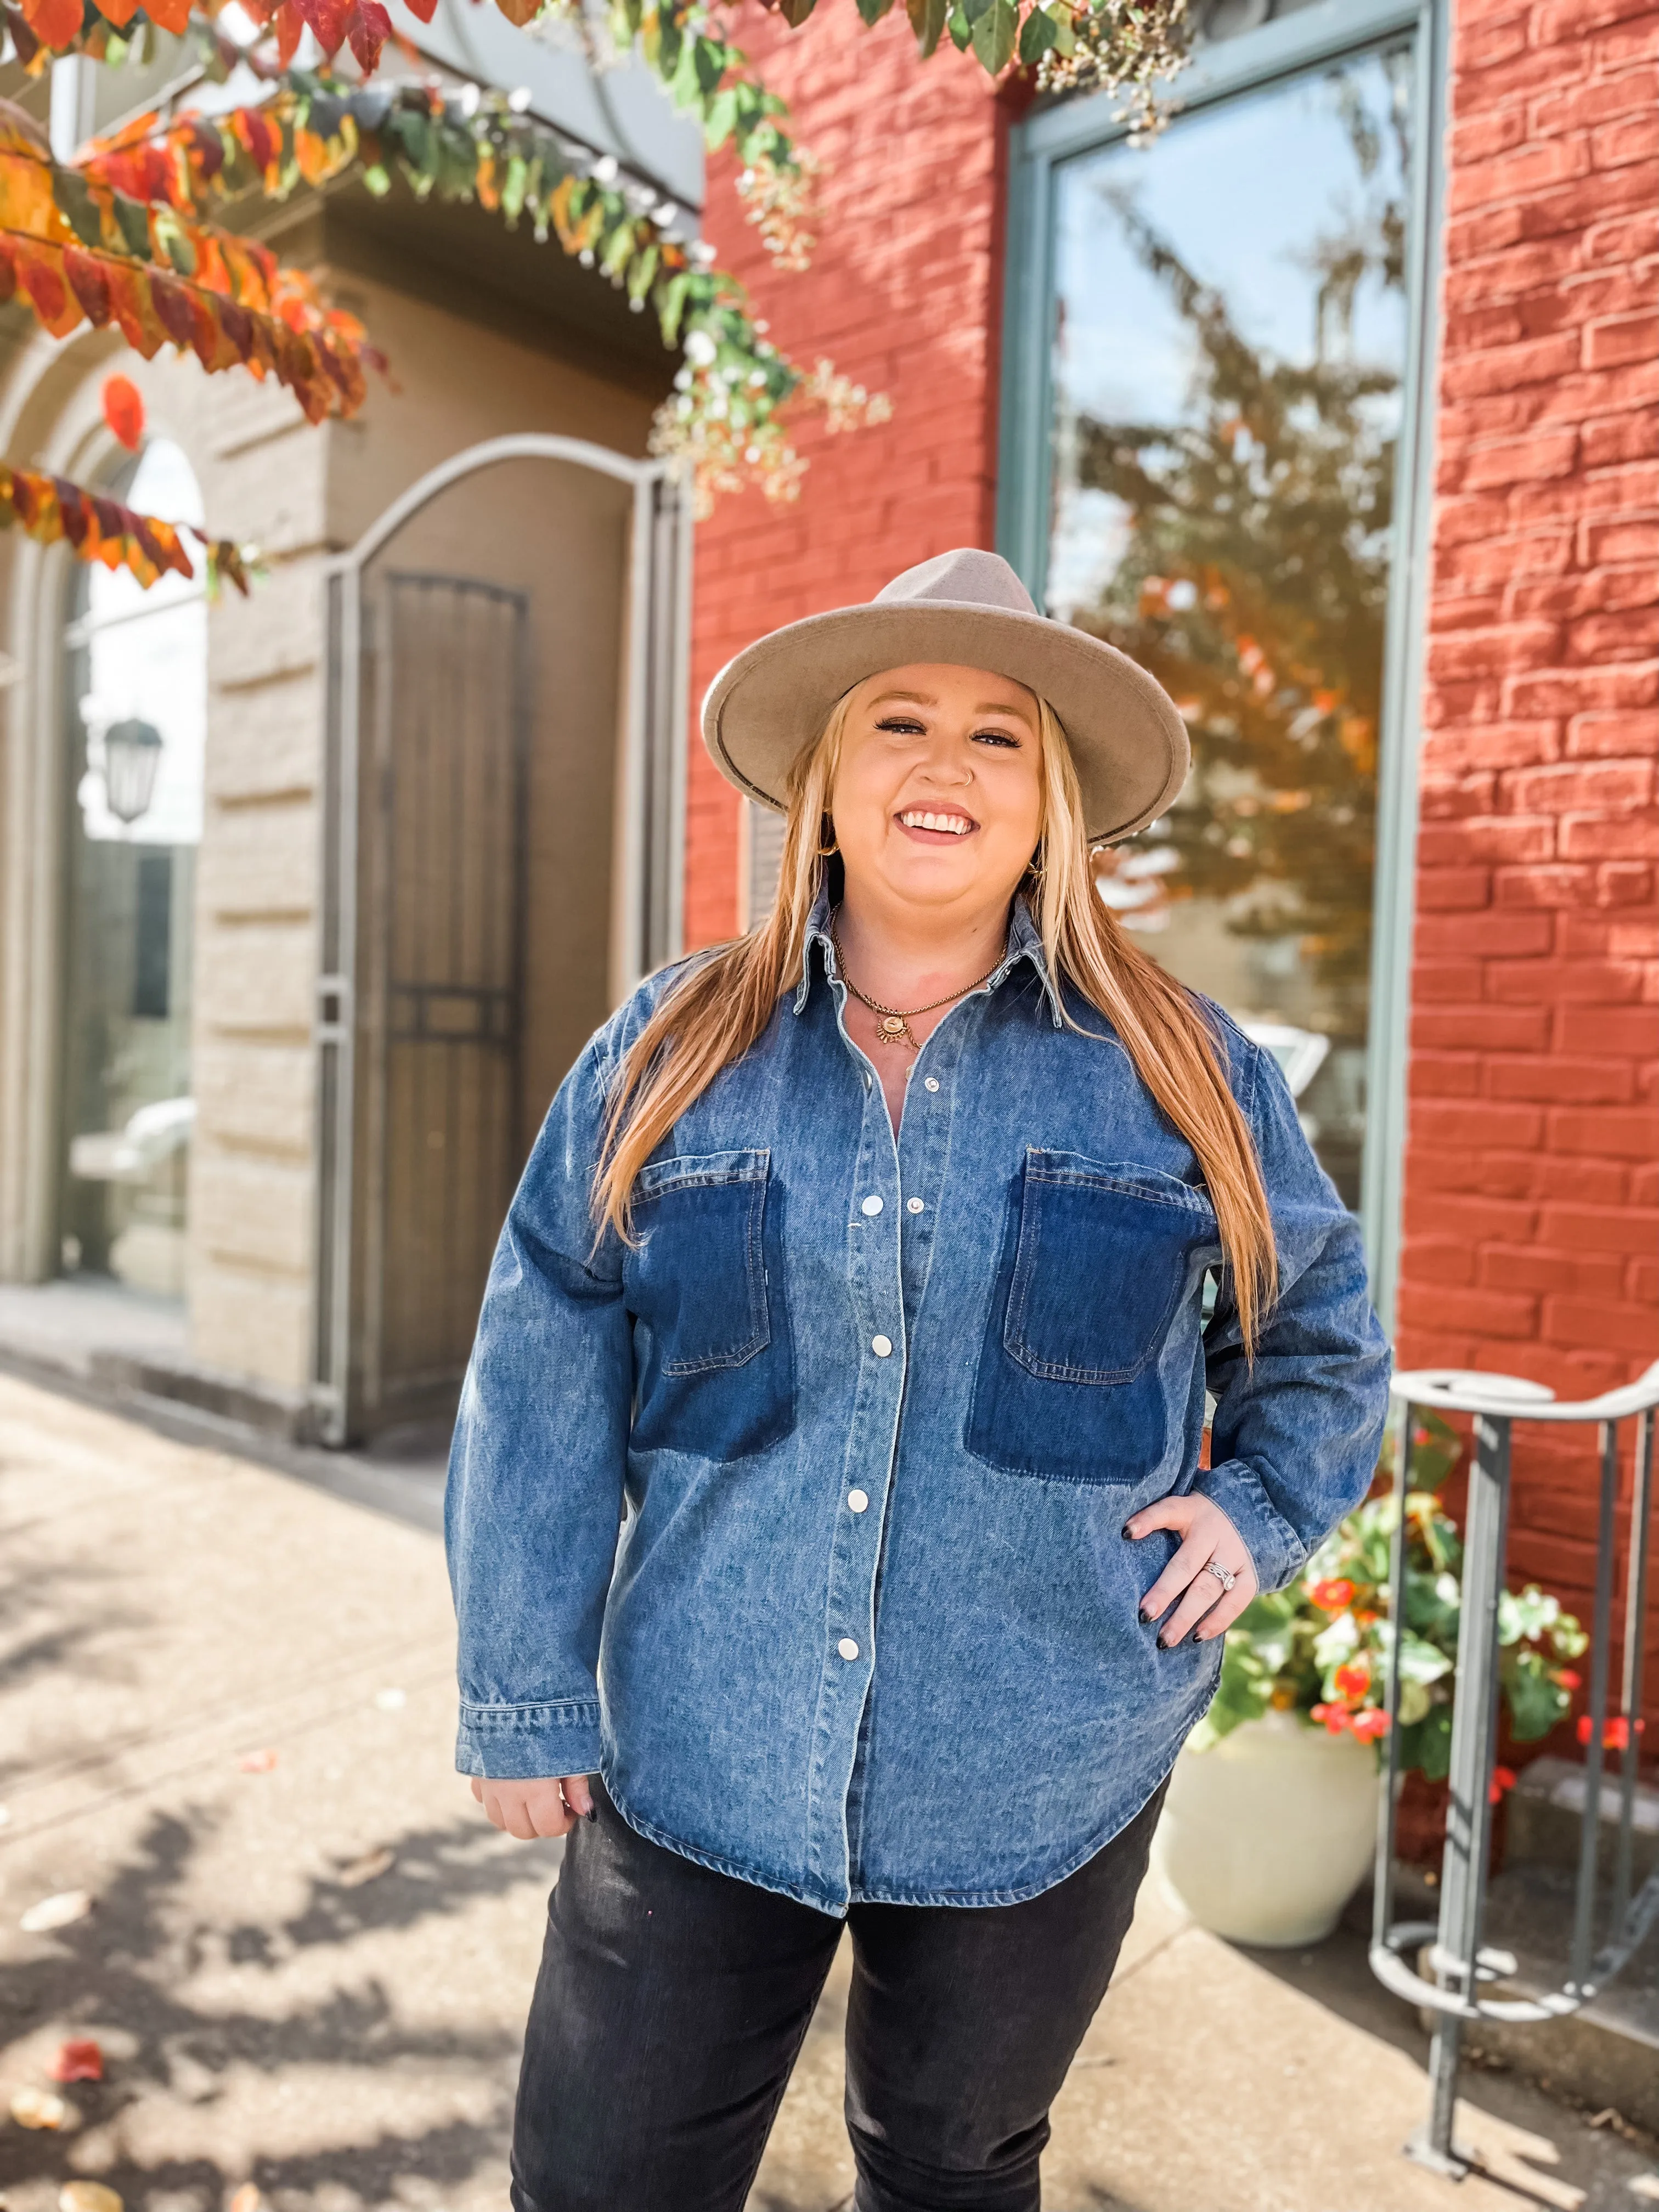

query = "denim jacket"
[447,891,1390,1916]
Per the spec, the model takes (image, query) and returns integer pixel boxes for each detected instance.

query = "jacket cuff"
[1193,1457,1306,1595]
[455,1697,603,1780]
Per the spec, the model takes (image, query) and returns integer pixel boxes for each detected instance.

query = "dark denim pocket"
[628,1150,795,1460]
[967,1150,1215,1483]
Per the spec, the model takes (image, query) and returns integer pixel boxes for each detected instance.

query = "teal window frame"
[996,0,1450,1333]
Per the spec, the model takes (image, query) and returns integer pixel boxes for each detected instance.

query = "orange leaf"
[493,0,543,23]
[104,261,166,357]
[20,0,84,49]
[93,0,142,24]
[274,0,304,63]
[101,373,144,449]
[402,0,437,20]
[144,0,193,30]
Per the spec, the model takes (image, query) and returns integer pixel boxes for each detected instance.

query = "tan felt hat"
[700,547,1191,847]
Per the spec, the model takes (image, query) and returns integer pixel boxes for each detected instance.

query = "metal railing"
[1369,1358,1659,2178]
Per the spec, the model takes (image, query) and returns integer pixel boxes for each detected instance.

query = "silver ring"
[1205,1559,1237,1593]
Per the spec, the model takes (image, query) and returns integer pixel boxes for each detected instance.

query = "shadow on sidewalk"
[1,1801,562,2209]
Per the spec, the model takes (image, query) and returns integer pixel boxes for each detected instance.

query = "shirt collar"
[793,881,1064,1029]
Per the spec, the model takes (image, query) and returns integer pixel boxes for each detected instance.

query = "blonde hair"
[596,693,1278,1354]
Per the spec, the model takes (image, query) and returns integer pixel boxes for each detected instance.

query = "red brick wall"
[1397,0,1659,1633]
[684,4,1007,950]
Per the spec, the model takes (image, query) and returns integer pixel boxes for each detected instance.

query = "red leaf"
[19,253,69,331]
[65,248,111,326]
[4,4,40,63]
[48,2041,103,2085]
[189,120,226,183]
[0,239,18,307]
[294,0,348,51]
[402,0,437,22]
[346,0,390,70]
[20,0,83,48]
[217,299,255,362]
[53,478,90,550]
[148,273,197,351]
[239,107,278,174]
[274,1,303,64]
[101,373,145,450]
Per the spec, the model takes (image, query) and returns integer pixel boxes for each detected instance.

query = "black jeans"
[511,1775,1167,2212]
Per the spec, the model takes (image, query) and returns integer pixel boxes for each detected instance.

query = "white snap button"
[837,1637,860,1661]
[871,1335,893,1357]
[923,1076,940,1092]
[861,1194,883,1216]
[848,1488,870,1513]
[906,1197,924,1214]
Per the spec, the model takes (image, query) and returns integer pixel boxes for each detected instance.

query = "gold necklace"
[830,922,1001,1050]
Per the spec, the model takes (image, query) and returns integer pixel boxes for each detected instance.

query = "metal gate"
[367,574,528,1421]
[312,437,692,1446]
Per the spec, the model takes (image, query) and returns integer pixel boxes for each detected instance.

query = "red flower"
[1334,1660,1370,1703]
[1577,1714,1644,1752]
[1489,1766,1517,1804]
[1309,1578,1356,1612]
[1554,1669,1581,1690]
[1351,1709,1390,1742]
[1311,1702,1352,1736]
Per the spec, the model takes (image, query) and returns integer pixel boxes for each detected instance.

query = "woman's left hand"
[1127,1494,1259,1646]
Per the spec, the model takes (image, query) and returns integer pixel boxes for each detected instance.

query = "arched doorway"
[58,436,206,1302]
[312,437,690,1446]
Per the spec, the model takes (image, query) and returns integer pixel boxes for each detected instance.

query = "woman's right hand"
[470,1773,595,1838]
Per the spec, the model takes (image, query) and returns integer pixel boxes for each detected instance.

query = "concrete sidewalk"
[1,1372,1655,2212]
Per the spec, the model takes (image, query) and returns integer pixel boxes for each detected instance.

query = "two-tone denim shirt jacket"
[447,890,1391,1916]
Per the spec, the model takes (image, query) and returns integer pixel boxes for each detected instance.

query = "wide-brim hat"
[700,547,1191,846]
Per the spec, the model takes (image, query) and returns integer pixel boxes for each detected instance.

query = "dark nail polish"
[583,1803,597,1822]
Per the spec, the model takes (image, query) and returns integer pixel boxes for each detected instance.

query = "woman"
[448,548,1390,2212]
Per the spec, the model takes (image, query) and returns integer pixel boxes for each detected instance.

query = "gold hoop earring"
[817,815,839,860]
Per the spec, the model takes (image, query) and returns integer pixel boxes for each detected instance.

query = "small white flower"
[591,154,619,185]
[683,329,718,368]
[507,86,533,111]
[673,366,692,392]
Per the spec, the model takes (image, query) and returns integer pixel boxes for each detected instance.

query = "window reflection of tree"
[1068,61,1411,1204]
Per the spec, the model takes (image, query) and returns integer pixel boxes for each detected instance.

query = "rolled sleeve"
[1197,1031,1391,1595]
[445,1033,633,1780]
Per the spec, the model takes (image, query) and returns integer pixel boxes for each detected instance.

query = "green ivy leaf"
[906,0,949,57]
[111,192,153,261]
[704,86,738,147]
[692,33,726,93]
[52,170,103,250]
[970,0,1017,74]
[777,0,816,22]
[855,0,895,19]
[1018,5,1058,60]
[946,6,971,44]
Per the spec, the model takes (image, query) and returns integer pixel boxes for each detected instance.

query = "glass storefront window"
[59,438,206,1296]
[1047,44,1414,1209]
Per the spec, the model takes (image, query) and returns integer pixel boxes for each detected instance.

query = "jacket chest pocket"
[968,1149,1217,1482]
[627,1149,795,1460]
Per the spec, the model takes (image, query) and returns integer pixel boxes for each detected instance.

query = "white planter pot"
[1150,1709,1381,1948]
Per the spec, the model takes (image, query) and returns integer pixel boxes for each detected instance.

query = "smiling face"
[829,663,1045,922]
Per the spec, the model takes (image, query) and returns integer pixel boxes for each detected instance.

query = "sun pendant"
[878,1015,914,1047]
